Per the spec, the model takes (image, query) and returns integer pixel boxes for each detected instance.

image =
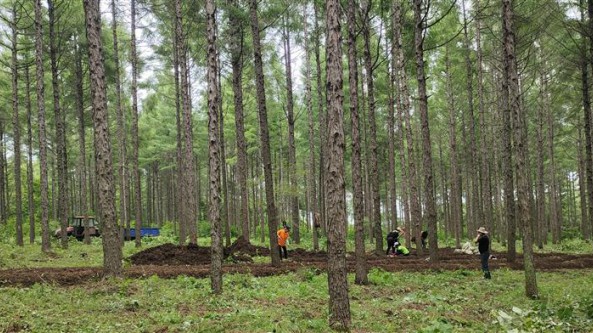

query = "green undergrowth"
[1,268,592,332]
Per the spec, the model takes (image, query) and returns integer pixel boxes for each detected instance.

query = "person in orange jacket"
[277,225,290,260]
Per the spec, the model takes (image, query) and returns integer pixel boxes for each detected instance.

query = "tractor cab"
[67,216,101,241]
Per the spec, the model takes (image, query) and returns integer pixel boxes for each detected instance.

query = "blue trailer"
[123,227,160,240]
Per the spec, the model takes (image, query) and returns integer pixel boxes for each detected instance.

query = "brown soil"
[2,238,593,287]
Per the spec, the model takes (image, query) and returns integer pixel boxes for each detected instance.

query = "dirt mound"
[224,236,270,257]
[130,237,271,266]
[129,243,211,265]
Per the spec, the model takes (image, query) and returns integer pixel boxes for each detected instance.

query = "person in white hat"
[474,227,491,279]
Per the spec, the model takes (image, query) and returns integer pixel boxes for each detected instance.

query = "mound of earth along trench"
[128,236,271,265]
[1,241,593,287]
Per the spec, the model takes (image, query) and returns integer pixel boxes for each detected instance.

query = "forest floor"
[2,236,593,287]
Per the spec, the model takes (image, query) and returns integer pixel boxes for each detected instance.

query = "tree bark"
[130,0,143,248]
[282,15,300,244]
[393,0,421,251]
[585,0,593,243]
[175,0,197,245]
[348,0,367,285]
[387,37,398,234]
[361,1,383,255]
[325,0,351,329]
[74,38,90,244]
[461,0,481,236]
[48,0,69,249]
[314,2,326,235]
[547,85,560,243]
[392,0,410,247]
[413,0,438,260]
[11,4,23,246]
[249,0,280,266]
[502,0,537,298]
[578,127,589,239]
[35,0,51,253]
[111,0,128,241]
[501,5,517,262]
[536,64,546,249]
[206,0,223,293]
[171,5,184,240]
[303,5,319,251]
[83,0,123,276]
[228,0,249,242]
[445,45,462,249]
[25,64,35,244]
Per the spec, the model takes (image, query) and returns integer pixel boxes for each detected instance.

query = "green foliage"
[493,291,593,332]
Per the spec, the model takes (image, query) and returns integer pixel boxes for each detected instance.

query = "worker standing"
[277,225,290,260]
[474,227,491,279]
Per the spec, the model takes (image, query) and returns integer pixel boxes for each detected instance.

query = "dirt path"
[2,239,592,287]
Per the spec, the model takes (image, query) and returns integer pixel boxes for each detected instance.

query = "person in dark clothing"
[412,230,428,249]
[386,227,405,255]
[474,227,491,279]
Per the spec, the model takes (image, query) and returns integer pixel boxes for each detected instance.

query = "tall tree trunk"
[348,0,367,285]
[547,86,560,243]
[217,51,231,247]
[75,41,90,244]
[249,0,280,266]
[172,9,183,240]
[461,0,481,236]
[438,138,450,238]
[175,0,197,245]
[83,0,123,276]
[578,127,589,239]
[502,0,537,298]
[314,2,326,234]
[48,0,69,249]
[362,1,383,255]
[392,1,411,247]
[112,0,128,240]
[283,16,300,243]
[35,0,51,253]
[394,0,421,250]
[536,65,546,249]
[475,0,493,238]
[131,0,143,247]
[228,0,249,242]
[414,0,438,260]
[501,9,517,262]
[325,0,351,328]
[303,5,319,251]
[585,0,593,242]
[25,64,35,244]
[445,45,462,249]
[206,0,223,293]
[11,4,23,246]
[387,36,398,234]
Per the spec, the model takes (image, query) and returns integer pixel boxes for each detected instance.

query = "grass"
[1,226,592,332]
[1,266,592,332]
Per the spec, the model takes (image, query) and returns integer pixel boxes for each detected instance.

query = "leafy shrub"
[368,268,395,285]
[559,238,590,253]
